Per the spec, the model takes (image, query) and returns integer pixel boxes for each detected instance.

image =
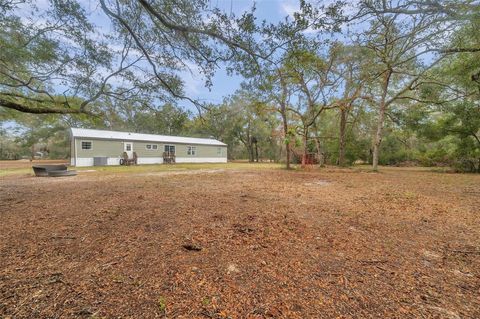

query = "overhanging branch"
[0,98,94,115]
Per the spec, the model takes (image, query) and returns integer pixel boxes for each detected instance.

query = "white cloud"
[280,1,299,18]
[279,1,319,34]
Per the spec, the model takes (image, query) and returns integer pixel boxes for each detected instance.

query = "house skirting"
[73,157,226,167]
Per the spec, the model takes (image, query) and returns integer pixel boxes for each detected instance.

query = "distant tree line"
[1,1,479,172]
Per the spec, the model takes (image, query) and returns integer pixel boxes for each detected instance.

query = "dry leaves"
[0,167,479,318]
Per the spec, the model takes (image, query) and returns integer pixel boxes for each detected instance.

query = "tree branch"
[0,98,94,115]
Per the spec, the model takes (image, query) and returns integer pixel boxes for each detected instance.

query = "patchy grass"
[0,167,32,177]
[77,162,283,175]
[0,161,283,177]
[0,159,457,178]
[0,159,68,177]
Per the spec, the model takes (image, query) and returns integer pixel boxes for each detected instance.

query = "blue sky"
[173,0,301,110]
[1,0,306,132]
[172,0,356,111]
[168,0,322,111]
[77,0,305,111]
[4,0,352,130]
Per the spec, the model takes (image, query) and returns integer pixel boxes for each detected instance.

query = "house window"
[164,145,175,155]
[81,141,92,150]
[146,144,158,150]
[125,143,132,151]
[217,147,222,156]
[187,146,197,156]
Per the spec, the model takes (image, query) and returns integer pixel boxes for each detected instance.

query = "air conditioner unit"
[93,157,108,166]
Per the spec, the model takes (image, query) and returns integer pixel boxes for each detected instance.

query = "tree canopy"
[1,0,479,172]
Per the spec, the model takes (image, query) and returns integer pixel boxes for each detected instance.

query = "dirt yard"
[0,166,479,318]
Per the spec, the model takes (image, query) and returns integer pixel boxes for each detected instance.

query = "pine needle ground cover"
[1,166,478,318]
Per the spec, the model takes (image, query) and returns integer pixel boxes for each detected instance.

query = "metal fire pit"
[32,165,74,177]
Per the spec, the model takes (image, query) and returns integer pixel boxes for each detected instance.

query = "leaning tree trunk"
[338,107,347,167]
[372,70,392,172]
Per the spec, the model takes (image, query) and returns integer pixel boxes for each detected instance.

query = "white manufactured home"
[70,128,227,167]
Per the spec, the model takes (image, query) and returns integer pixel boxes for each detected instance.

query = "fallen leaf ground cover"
[0,166,479,318]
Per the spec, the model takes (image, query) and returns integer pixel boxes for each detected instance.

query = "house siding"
[73,137,227,166]
[75,138,123,157]
[70,135,75,166]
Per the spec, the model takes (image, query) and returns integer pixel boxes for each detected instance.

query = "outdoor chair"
[163,151,176,164]
[121,152,137,165]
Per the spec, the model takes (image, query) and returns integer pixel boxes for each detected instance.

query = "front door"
[124,142,133,158]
